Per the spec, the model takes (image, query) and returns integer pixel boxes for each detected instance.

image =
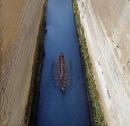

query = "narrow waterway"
[37,0,91,125]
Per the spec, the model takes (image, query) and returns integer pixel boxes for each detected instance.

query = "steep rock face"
[0,0,45,125]
[77,0,130,125]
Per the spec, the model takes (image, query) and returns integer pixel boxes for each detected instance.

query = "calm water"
[37,0,91,125]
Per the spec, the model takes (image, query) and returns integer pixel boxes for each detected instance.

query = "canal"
[36,0,91,125]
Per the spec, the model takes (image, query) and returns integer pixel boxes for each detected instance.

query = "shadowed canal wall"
[0,0,45,125]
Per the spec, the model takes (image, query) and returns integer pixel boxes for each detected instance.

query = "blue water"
[37,0,91,126]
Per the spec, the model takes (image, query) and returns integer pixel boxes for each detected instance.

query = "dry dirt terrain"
[0,0,45,125]
[77,0,130,126]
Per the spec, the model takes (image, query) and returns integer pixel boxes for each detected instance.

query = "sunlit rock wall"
[0,0,45,125]
[77,0,130,125]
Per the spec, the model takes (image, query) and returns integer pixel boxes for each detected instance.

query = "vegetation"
[73,1,106,126]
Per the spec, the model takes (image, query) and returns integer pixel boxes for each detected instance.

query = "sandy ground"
[0,0,45,125]
[77,0,130,126]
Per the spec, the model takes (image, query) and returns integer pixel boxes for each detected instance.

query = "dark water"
[37,0,91,125]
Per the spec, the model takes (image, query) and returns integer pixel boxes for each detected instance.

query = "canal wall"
[0,0,45,125]
[76,0,130,126]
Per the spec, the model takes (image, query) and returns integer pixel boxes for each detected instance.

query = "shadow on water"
[27,1,47,126]
[36,0,92,125]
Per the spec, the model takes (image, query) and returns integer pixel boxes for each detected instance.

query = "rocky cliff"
[0,0,45,125]
[77,0,130,125]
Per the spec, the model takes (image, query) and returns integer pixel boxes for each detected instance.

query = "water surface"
[37,0,91,125]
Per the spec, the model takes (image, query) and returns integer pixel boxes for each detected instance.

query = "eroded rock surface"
[77,0,130,125]
[0,0,45,125]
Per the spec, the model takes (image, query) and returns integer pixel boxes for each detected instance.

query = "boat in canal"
[37,0,91,124]
[55,52,68,94]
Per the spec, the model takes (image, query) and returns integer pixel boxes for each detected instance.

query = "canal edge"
[73,0,106,126]
[24,1,47,126]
